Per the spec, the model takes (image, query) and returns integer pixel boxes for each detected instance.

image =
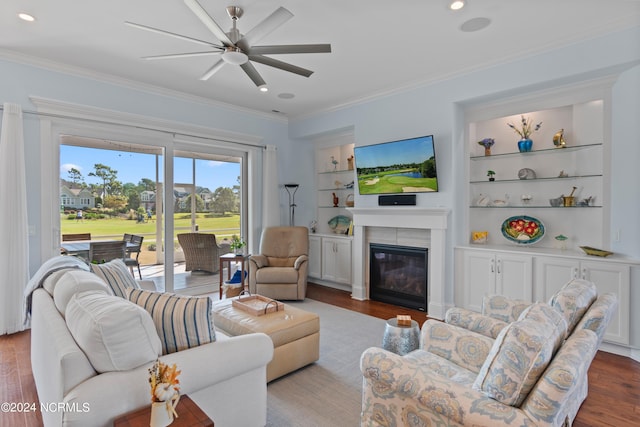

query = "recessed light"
[278,93,295,100]
[449,1,465,11]
[18,12,36,22]
[460,17,491,32]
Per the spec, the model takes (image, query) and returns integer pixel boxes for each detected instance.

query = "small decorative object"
[563,186,577,207]
[580,246,614,257]
[518,168,536,180]
[507,115,542,152]
[230,235,246,255]
[347,155,354,170]
[492,194,509,207]
[330,156,338,171]
[309,220,317,233]
[555,234,568,250]
[328,215,351,234]
[334,180,342,188]
[558,170,569,178]
[553,129,566,148]
[487,170,496,181]
[344,180,354,189]
[477,138,495,156]
[578,196,593,206]
[332,192,339,207]
[476,194,490,207]
[397,315,412,327]
[521,194,532,205]
[345,193,355,207]
[471,231,489,244]
[501,215,545,245]
[148,359,181,427]
[549,196,563,207]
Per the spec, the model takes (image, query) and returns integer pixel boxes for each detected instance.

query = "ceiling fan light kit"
[127,0,331,90]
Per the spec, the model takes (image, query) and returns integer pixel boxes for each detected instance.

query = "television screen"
[354,135,438,195]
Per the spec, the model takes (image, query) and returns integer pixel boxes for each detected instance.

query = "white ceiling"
[2,0,639,118]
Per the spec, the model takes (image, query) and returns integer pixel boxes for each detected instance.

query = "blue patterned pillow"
[125,288,216,354]
[90,259,140,298]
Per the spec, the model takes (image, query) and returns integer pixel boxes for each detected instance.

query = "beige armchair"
[177,233,226,274]
[249,226,309,300]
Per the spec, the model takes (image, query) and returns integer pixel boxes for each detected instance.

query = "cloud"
[207,161,224,168]
[60,163,82,174]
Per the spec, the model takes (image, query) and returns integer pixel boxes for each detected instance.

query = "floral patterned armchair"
[360,279,618,426]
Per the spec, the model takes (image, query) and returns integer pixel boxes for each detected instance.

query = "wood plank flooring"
[1,283,638,426]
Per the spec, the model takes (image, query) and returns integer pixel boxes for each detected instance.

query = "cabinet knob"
[490,259,495,273]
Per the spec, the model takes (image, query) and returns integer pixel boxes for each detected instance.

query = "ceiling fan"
[125,0,331,91]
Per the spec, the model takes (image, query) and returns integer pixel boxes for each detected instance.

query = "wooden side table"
[219,253,249,299]
[113,395,213,426]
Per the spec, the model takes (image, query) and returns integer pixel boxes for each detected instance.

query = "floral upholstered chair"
[360,279,618,426]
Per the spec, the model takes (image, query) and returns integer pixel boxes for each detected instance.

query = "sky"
[353,135,435,168]
[60,145,240,191]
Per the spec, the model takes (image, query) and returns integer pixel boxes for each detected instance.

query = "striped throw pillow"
[90,259,140,298]
[125,288,216,354]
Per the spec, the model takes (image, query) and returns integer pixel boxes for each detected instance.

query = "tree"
[211,187,236,215]
[88,164,118,198]
[67,168,84,188]
[103,194,128,211]
[139,178,156,191]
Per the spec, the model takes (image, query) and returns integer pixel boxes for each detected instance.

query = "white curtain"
[0,103,29,334]
[262,145,281,227]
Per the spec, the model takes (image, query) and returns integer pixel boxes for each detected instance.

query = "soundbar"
[378,194,416,206]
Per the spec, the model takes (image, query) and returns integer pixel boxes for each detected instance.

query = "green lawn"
[357,169,438,194]
[61,213,241,245]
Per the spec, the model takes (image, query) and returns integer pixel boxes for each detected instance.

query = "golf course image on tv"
[354,135,438,195]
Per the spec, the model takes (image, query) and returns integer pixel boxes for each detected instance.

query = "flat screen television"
[354,135,438,195]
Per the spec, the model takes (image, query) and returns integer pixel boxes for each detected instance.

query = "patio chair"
[124,235,144,279]
[89,241,126,264]
[62,233,91,241]
[177,233,224,274]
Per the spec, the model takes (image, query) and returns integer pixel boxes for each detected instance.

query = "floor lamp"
[284,184,299,226]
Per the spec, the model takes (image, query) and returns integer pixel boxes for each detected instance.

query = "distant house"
[60,185,95,209]
[140,190,156,212]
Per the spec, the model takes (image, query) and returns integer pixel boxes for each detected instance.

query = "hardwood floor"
[1,283,638,426]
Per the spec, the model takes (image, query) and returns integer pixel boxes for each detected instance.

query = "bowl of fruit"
[501,216,545,245]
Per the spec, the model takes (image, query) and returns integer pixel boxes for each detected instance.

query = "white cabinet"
[322,237,352,285]
[308,234,352,288]
[534,256,630,345]
[458,248,532,312]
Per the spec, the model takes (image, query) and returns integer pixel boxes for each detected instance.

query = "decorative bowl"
[579,246,614,257]
[501,215,545,245]
[328,215,351,234]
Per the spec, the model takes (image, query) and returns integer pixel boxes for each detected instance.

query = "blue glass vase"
[518,138,533,152]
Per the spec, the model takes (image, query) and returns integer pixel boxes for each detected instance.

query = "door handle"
[490,258,495,273]
[497,259,501,274]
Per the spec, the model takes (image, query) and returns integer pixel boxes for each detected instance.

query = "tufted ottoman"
[211,297,320,382]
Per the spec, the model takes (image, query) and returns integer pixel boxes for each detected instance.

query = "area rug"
[266,299,387,427]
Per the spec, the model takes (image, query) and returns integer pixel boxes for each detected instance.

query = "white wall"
[288,26,640,348]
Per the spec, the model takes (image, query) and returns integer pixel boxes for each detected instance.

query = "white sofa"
[29,260,273,427]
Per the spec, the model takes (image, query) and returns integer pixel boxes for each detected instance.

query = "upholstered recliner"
[360,279,618,426]
[249,226,309,300]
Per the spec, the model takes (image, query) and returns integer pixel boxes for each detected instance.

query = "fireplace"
[369,243,428,311]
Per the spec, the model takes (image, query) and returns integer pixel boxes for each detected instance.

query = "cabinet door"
[308,235,322,279]
[581,261,630,345]
[533,256,578,301]
[461,250,496,312]
[496,254,533,301]
[332,238,352,284]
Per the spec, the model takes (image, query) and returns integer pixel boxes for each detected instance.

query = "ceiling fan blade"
[248,44,332,55]
[249,55,313,78]
[125,21,223,48]
[240,62,266,87]
[199,59,226,81]
[240,7,293,48]
[183,0,233,46]
[142,51,222,60]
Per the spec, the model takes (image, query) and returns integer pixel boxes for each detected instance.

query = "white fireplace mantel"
[347,207,450,320]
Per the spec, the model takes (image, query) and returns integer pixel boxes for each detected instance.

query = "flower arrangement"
[507,115,542,139]
[148,359,181,403]
[229,235,246,252]
[477,138,495,148]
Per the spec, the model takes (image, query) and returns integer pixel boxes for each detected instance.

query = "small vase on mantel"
[518,138,533,152]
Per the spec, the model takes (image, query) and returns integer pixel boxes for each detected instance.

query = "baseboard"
[599,341,640,362]
[308,279,352,293]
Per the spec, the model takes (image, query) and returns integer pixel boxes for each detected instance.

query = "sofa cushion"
[90,259,140,298]
[482,295,531,322]
[255,266,299,284]
[473,311,565,406]
[126,288,216,354]
[65,290,162,373]
[53,270,112,315]
[518,302,567,350]
[42,268,77,296]
[548,279,597,336]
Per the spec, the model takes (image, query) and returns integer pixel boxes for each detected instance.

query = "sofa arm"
[445,307,508,339]
[294,255,308,270]
[420,320,494,374]
[63,333,273,427]
[360,347,535,427]
[481,294,531,322]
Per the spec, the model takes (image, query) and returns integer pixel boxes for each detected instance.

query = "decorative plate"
[501,215,545,244]
[580,246,614,257]
[328,215,351,234]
